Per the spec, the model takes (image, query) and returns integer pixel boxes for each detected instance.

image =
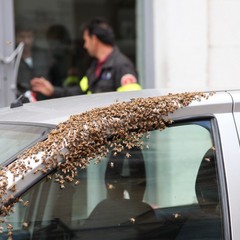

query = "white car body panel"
[0,90,234,125]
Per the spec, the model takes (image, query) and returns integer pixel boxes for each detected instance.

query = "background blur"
[0,0,240,107]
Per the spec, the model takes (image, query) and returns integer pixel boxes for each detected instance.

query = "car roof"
[0,89,236,126]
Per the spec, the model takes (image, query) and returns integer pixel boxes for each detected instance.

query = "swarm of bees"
[0,91,214,238]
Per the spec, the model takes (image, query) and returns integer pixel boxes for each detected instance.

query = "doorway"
[14,0,136,86]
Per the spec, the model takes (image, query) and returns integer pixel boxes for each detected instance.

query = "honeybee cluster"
[19,92,211,179]
[0,91,213,238]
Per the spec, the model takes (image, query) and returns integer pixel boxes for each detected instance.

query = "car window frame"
[211,117,231,240]
[0,121,53,165]
[174,116,230,240]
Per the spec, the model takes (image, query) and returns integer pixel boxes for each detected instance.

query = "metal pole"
[0,0,15,108]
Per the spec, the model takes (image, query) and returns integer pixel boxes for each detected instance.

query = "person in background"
[30,16,141,98]
[46,24,79,87]
[15,21,55,101]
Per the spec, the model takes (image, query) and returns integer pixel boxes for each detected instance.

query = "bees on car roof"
[0,92,212,227]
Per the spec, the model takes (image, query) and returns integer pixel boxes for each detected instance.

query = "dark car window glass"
[5,120,224,239]
[0,123,48,163]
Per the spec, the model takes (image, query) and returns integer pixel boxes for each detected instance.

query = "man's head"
[15,22,35,50]
[47,24,71,52]
[82,17,115,57]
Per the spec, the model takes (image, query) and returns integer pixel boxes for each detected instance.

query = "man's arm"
[31,77,83,98]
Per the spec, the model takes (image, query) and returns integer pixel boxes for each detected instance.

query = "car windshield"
[0,123,50,164]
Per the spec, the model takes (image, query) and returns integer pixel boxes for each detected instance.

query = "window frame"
[174,116,230,240]
[211,117,231,240]
[0,121,52,165]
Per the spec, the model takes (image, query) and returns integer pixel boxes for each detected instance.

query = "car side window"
[5,120,224,239]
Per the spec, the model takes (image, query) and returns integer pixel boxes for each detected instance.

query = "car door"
[1,118,230,240]
[226,90,240,239]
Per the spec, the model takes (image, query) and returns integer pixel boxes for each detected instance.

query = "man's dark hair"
[47,24,71,46]
[82,17,115,46]
[15,17,36,34]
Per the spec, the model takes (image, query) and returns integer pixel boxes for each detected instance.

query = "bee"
[9,184,16,193]
[7,224,13,230]
[129,218,135,224]
[107,184,114,190]
[23,201,29,207]
[110,162,114,168]
[22,222,29,229]
[75,180,80,185]
[173,213,181,219]
[211,146,216,151]
[205,157,211,162]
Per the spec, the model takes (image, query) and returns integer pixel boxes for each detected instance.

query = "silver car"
[0,89,238,240]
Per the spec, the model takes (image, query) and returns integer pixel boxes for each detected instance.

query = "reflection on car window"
[0,124,49,164]
[5,120,224,239]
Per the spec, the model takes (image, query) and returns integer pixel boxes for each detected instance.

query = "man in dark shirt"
[31,17,141,98]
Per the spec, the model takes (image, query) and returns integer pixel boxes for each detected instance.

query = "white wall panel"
[209,47,240,89]
[209,0,240,46]
[209,0,240,90]
[153,0,208,90]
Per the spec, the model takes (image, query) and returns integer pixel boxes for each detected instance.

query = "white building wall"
[152,0,240,91]
[209,0,240,90]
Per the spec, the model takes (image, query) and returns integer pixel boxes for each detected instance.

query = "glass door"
[13,0,136,101]
[0,0,155,108]
[0,0,158,108]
